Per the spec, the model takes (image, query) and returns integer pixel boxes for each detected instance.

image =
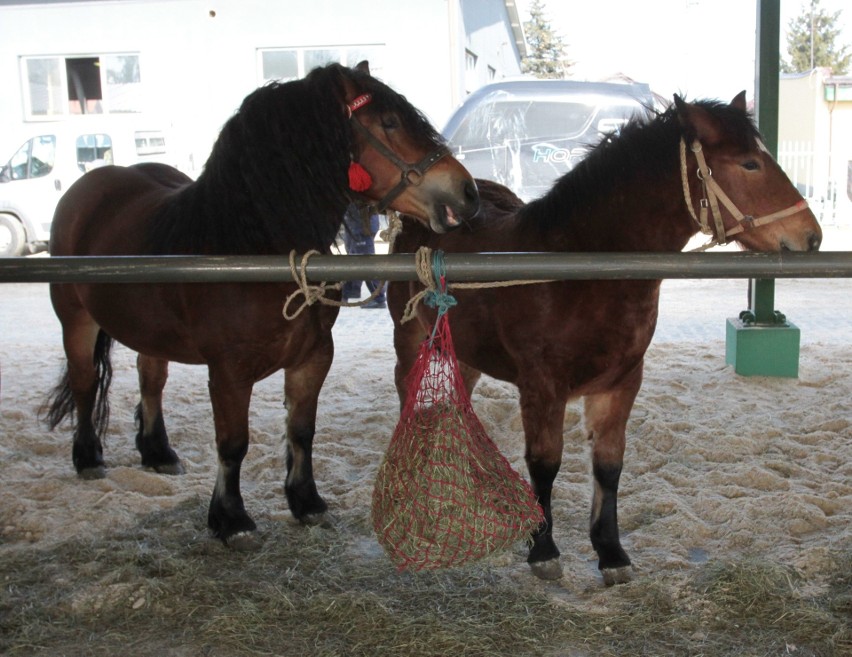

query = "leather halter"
[346,93,450,212]
[679,138,809,249]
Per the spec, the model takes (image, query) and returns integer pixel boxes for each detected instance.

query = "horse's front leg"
[283,341,334,523]
[584,363,643,586]
[135,354,183,474]
[389,284,428,410]
[519,386,568,581]
[207,365,256,541]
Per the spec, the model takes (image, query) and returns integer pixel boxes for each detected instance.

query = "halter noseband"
[679,138,808,250]
[346,93,450,212]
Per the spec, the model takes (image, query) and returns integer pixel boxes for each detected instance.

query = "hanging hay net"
[372,264,542,571]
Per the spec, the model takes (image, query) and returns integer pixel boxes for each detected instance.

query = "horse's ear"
[354,60,371,76]
[674,94,723,145]
[337,65,363,114]
[730,90,747,111]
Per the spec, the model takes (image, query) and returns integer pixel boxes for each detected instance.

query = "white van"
[0,119,176,256]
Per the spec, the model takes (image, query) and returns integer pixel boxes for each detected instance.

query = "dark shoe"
[361,299,386,309]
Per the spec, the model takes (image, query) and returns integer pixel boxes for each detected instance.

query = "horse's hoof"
[78,465,106,480]
[601,565,633,586]
[224,531,262,552]
[529,558,563,581]
[301,511,330,528]
[154,461,185,475]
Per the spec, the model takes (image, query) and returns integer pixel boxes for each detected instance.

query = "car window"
[6,135,56,180]
[76,133,113,171]
[444,84,653,202]
[450,99,599,151]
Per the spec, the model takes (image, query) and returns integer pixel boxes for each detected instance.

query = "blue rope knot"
[422,249,456,318]
[422,250,456,345]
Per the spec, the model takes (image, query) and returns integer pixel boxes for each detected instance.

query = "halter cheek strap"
[346,93,450,212]
[680,138,809,250]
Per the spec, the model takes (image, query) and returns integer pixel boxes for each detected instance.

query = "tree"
[782,0,851,75]
[521,0,573,79]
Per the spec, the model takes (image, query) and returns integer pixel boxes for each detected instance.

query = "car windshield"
[450,98,598,151]
[445,88,650,201]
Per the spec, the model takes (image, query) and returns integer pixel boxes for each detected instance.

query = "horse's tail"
[42,330,114,435]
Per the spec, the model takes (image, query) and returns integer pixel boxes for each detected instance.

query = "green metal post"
[726,0,801,378]
[752,0,781,328]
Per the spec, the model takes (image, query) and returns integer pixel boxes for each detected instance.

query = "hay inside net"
[372,311,543,571]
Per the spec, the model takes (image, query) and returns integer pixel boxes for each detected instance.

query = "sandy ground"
[0,229,850,618]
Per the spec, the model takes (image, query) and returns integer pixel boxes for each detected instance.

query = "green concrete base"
[725,317,800,378]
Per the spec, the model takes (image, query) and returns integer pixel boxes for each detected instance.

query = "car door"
[0,133,66,243]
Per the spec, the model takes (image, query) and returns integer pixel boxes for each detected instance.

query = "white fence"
[778,141,852,227]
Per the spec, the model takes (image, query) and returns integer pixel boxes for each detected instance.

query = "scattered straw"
[2,502,850,657]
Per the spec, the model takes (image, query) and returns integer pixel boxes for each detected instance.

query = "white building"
[0,0,526,176]
[779,68,852,227]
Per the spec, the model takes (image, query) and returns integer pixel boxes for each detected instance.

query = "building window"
[487,65,497,81]
[465,49,478,93]
[66,57,103,114]
[259,45,384,84]
[25,58,63,117]
[22,54,142,118]
[103,55,143,113]
[465,50,478,72]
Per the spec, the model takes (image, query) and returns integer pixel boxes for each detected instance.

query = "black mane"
[146,63,441,255]
[523,98,760,233]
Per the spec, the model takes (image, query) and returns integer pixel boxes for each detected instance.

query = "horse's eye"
[742,160,760,171]
[381,114,400,130]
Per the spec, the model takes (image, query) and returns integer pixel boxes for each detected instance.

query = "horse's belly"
[452,299,658,399]
[79,282,335,371]
[80,285,206,363]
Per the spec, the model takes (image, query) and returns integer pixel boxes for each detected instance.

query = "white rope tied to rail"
[282,249,384,320]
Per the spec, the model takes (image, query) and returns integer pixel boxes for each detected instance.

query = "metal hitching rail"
[0,251,851,284]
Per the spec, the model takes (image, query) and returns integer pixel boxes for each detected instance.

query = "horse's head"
[333,61,479,233]
[675,92,822,252]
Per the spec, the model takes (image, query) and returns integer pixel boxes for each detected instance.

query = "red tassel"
[348,161,373,192]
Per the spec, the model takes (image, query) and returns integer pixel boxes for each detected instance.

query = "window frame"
[257,44,384,85]
[20,53,143,120]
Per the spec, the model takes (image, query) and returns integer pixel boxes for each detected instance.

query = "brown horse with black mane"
[389,92,821,584]
[43,61,479,543]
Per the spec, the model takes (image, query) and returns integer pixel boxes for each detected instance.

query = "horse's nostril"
[808,232,821,252]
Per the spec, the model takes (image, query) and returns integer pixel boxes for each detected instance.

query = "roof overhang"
[503,0,527,59]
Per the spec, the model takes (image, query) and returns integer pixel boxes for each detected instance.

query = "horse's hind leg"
[583,363,643,586]
[135,354,183,474]
[283,343,334,523]
[45,299,111,479]
[458,361,482,397]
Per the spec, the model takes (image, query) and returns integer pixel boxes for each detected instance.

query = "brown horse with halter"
[389,92,821,584]
[43,61,479,543]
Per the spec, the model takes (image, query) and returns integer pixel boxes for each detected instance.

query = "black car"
[443,79,657,201]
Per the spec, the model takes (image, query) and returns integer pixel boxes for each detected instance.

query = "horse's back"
[50,163,190,256]
[392,176,659,396]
